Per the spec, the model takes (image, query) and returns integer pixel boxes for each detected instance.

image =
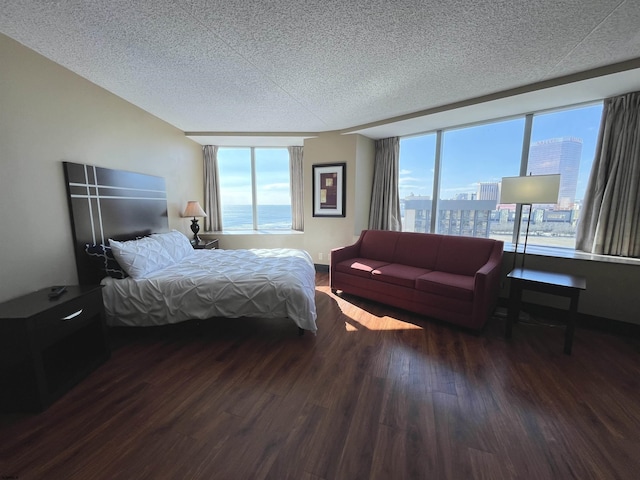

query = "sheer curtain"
[288,146,304,231]
[203,145,223,232]
[368,137,402,231]
[576,91,640,257]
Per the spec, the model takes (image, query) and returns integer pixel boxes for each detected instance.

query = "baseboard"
[497,297,640,338]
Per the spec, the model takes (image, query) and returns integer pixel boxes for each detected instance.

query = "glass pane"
[522,104,603,249]
[217,148,253,230]
[440,118,525,239]
[399,134,436,232]
[255,148,292,230]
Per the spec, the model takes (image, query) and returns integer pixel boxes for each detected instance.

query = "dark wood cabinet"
[0,285,110,412]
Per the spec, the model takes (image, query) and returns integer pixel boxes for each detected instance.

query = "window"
[399,134,436,232]
[521,104,604,249]
[439,118,524,239]
[398,103,603,251]
[217,147,292,230]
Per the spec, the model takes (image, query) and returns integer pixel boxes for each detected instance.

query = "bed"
[63,161,318,333]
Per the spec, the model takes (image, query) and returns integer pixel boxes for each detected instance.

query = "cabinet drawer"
[33,291,104,347]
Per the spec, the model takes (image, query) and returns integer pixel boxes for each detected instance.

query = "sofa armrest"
[330,231,368,266]
[330,232,367,290]
[471,241,504,328]
[474,242,503,291]
[330,243,361,265]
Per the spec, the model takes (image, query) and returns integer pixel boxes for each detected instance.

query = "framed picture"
[312,162,346,217]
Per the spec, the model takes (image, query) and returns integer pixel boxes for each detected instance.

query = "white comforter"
[101,248,318,332]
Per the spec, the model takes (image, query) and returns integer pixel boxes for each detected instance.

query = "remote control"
[48,286,67,299]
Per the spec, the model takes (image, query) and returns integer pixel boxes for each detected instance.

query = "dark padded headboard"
[63,161,169,284]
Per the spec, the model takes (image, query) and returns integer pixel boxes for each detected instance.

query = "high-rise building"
[403,196,497,237]
[528,137,582,209]
[478,182,500,201]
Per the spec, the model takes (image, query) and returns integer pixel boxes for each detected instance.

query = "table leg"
[506,280,522,339]
[564,292,580,355]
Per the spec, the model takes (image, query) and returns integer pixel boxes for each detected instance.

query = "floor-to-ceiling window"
[398,134,437,233]
[399,102,603,251]
[521,104,603,248]
[439,118,524,239]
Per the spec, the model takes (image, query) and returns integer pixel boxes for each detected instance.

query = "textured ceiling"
[2,0,640,137]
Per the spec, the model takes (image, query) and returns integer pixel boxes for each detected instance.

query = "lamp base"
[190,218,201,245]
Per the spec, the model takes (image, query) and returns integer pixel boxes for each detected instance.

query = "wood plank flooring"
[1,272,639,479]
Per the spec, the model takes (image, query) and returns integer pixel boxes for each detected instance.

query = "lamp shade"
[500,174,561,204]
[181,201,207,218]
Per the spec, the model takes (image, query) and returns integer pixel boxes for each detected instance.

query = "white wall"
[0,34,202,303]
[301,132,374,262]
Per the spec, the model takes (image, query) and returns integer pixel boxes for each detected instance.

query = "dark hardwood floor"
[1,272,639,479]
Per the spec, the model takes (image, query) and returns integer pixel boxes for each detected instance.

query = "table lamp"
[181,201,207,245]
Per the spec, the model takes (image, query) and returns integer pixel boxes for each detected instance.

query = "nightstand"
[0,285,110,412]
[192,238,219,249]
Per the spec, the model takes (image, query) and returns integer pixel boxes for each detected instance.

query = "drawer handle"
[62,309,83,321]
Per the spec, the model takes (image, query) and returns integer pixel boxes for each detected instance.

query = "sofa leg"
[331,288,337,294]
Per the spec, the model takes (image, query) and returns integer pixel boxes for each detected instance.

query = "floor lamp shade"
[500,174,561,271]
[500,174,561,204]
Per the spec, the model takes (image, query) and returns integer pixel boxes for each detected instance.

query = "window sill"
[505,243,640,267]
[203,229,303,235]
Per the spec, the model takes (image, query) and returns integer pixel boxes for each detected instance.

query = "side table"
[192,238,219,249]
[506,267,586,355]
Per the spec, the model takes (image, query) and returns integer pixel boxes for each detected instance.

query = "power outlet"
[319,252,323,261]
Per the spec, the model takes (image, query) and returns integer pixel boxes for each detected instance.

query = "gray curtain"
[576,91,640,257]
[203,145,223,232]
[288,146,304,231]
[368,137,402,231]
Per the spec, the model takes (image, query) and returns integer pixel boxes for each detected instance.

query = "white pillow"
[108,236,175,279]
[151,230,193,263]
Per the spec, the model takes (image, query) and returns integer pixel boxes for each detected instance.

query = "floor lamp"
[500,174,561,272]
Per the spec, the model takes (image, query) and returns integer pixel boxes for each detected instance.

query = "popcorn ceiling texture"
[1,0,639,133]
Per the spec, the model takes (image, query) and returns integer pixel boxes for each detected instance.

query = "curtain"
[368,137,402,231]
[288,146,304,231]
[576,91,640,257]
[203,145,223,232]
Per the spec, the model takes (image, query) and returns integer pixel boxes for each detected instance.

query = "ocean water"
[223,204,292,230]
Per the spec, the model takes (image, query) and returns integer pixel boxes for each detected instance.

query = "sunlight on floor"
[316,285,426,332]
[344,316,424,331]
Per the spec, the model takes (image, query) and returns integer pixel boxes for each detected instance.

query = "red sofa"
[330,230,504,331]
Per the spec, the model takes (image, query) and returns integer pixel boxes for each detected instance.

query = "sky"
[217,147,291,205]
[399,103,604,202]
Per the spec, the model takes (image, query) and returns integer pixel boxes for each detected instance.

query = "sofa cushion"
[434,235,496,276]
[359,230,400,263]
[371,263,432,288]
[335,258,390,279]
[393,232,442,269]
[415,271,475,301]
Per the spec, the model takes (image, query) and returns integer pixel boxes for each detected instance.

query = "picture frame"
[312,162,346,217]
